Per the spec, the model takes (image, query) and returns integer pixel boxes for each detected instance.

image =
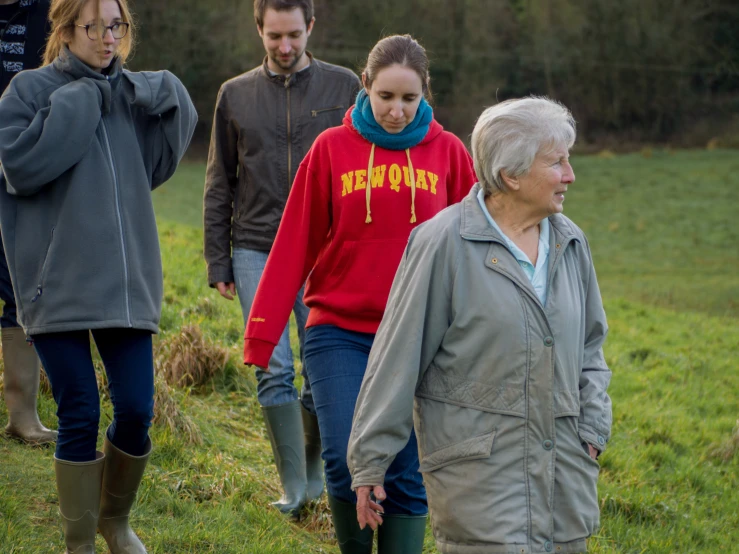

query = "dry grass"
[708,420,739,463]
[155,324,229,390]
[152,371,202,445]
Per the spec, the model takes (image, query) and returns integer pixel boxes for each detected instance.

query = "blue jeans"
[303,324,427,516]
[0,230,20,328]
[32,329,155,462]
[232,247,313,411]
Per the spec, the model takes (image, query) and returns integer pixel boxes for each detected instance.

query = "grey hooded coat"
[348,184,612,554]
[0,48,197,335]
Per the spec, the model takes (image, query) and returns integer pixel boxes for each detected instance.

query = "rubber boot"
[377,513,427,554]
[327,493,374,554]
[97,431,152,553]
[2,327,57,444]
[301,403,324,501]
[55,452,105,554]
[262,400,307,517]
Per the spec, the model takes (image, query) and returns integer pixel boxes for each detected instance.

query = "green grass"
[1,149,738,552]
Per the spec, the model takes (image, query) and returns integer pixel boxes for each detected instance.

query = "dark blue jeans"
[0,230,20,328]
[303,324,427,516]
[32,329,155,462]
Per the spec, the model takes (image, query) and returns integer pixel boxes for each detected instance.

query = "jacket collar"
[460,183,579,245]
[261,52,315,88]
[53,46,122,89]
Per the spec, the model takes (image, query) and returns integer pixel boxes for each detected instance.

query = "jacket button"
[598,435,606,445]
[543,439,554,450]
[544,336,554,347]
[545,540,553,552]
[491,258,498,264]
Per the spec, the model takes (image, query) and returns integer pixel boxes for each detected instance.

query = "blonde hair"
[43,0,135,66]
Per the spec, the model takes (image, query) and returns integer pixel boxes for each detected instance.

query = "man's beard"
[271,49,304,71]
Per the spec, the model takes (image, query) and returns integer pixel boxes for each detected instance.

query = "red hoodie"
[243,109,476,367]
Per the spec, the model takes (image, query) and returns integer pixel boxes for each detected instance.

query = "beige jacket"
[348,184,612,554]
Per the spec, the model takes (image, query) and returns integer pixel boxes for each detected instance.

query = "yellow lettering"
[355,170,367,191]
[371,165,386,188]
[389,164,402,192]
[403,166,412,187]
[251,317,266,323]
[427,171,439,194]
[416,169,428,191]
[341,171,354,196]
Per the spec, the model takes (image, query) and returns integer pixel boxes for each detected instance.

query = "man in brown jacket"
[203,0,360,517]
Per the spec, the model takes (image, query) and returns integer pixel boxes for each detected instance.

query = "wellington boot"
[262,400,307,517]
[327,494,374,554]
[97,432,152,554]
[2,327,57,444]
[301,403,324,501]
[55,452,105,553]
[377,513,427,554]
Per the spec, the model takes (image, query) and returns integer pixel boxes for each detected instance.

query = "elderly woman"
[347,97,612,554]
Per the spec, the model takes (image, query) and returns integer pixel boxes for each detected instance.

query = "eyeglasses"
[74,22,129,40]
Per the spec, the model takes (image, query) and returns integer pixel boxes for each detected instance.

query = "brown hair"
[254,0,314,29]
[362,35,432,101]
[43,0,135,66]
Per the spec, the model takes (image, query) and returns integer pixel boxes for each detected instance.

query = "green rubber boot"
[377,513,427,554]
[301,403,324,501]
[2,327,57,444]
[55,452,105,554]
[97,432,152,553]
[327,494,374,554]
[262,400,307,517]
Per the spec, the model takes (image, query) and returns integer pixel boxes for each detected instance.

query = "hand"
[356,485,386,531]
[215,282,236,300]
[588,444,598,460]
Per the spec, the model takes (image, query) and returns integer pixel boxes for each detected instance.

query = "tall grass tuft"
[709,420,739,463]
[156,324,229,390]
[152,371,202,445]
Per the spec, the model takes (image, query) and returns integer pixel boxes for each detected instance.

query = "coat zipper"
[311,105,343,117]
[285,75,292,191]
[101,114,133,327]
[30,226,54,303]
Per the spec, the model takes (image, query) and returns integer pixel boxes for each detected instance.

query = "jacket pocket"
[419,429,496,473]
[31,226,55,303]
[311,105,344,117]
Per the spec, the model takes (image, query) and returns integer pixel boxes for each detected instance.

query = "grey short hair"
[471,96,576,195]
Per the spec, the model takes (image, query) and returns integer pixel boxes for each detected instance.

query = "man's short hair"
[254,0,314,29]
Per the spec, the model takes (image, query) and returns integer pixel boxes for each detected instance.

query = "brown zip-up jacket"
[203,55,361,285]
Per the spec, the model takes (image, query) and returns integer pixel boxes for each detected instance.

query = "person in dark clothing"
[203,0,361,518]
[0,0,197,551]
[0,0,56,445]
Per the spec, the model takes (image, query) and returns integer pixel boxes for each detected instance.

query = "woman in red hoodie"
[244,34,476,553]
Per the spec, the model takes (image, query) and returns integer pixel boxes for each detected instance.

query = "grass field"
[1,149,738,553]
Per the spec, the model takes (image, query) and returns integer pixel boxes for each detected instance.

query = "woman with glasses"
[0,0,197,552]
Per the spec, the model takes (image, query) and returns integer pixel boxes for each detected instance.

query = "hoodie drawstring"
[364,145,417,224]
[406,148,417,223]
[365,144,376,224]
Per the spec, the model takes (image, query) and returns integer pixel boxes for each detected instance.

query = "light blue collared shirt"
[477,188,550,304]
